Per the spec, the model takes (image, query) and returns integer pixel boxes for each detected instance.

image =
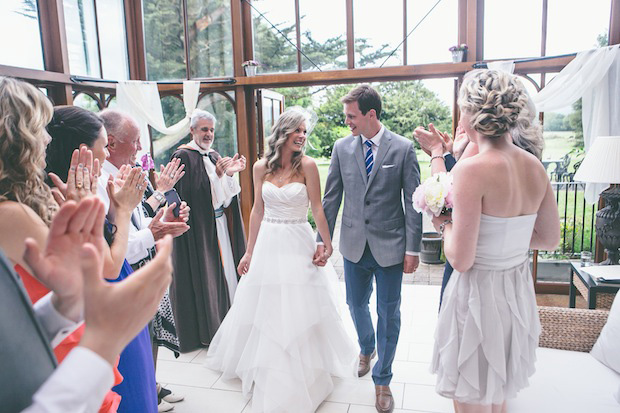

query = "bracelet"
[439,219,453,236]
[429,155,444,164]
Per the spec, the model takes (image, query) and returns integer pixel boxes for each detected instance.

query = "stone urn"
[421,232,444,264]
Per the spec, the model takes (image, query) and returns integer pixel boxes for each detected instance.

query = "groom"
[318,85,422,413]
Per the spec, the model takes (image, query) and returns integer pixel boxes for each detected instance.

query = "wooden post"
[38,0,73,104]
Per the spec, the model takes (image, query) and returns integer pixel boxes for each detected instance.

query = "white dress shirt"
[99,161,155,265]
[22,294,113,412]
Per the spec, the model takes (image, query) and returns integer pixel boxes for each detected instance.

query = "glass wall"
[64,0,101,77]
[546,0,611,54]
[187,0,233,78]
[354,0,403,67]
[152,92,237,168]
[0,0,45,70]
[95,0,129,80]
[252,0,298,74]
[484,0,542,60]
[298,0,347,71]
[197,92,237,157]
[143,0,187,80]
[407,0,458,64]
[73,92,101,112]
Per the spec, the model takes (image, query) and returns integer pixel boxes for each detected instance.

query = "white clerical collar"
[361,124,385,147]
[187,140,213,155]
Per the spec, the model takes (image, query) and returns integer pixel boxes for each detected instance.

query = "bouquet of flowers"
[412,172,453,217]
[140,153,155,171]
[449,44,468,52]
[242,60,260,67]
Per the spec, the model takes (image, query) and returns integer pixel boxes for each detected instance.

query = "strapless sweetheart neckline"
[263,181,306,189]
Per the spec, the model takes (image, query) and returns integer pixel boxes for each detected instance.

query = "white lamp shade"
[573,136,620,184]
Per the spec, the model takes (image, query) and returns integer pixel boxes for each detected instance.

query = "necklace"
[275,168,292,184]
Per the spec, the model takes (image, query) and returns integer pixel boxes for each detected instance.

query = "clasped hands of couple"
[49,145,191,240]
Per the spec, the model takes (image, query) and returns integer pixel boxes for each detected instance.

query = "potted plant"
[242,60,260,77]
[449,44,468,63]
[421,232,444,264]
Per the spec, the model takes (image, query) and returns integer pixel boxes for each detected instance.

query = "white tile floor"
[156,284,455,413]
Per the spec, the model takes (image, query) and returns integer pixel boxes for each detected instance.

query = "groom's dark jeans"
[344,244,403,386]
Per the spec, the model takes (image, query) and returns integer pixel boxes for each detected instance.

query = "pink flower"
[140,153,155,171]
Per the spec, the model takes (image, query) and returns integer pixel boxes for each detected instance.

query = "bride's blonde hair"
[264,108,310,177]
[458,70,530,141]
[0,77,57,224]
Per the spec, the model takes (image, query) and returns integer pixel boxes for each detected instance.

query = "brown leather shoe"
[375,385,394,413]
[357,349,376,377]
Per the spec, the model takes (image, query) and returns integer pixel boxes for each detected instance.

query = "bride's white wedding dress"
[432,213,541,405]
[205,181,358,413]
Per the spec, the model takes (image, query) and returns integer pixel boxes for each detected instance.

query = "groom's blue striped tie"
[364,140,374,177]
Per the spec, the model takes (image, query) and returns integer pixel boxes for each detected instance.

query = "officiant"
[170,109,247,352]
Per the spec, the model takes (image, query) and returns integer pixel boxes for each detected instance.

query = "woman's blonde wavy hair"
[0,77,57,224]
[264,108,309,177]
[458,69,530,141]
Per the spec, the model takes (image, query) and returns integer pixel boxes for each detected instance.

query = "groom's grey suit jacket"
[320,128,422,267]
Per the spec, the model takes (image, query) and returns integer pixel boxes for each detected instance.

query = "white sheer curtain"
[116,80,201,162]
[531,45,620,202]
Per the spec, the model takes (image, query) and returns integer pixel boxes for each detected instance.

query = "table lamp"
[574,136,620,265]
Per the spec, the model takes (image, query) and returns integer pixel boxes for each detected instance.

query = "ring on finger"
[76,182,83,189]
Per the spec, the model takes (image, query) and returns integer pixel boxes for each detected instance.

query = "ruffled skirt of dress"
[205,221,358,413]
[431,259,541,405]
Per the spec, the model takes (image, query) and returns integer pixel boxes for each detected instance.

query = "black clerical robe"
[169,146,246,352]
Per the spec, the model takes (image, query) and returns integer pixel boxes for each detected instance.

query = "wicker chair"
[538,306,609,352]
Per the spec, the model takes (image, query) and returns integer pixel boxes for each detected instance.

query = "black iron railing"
[543,182,597,259]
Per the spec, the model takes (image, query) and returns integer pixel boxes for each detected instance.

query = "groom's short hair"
[341,85,382,119]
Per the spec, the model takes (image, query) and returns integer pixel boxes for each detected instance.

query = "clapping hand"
[107,167,146,214]
[413,124,452,157]
[155,158,185,192]
[163,201,190,223]
[215,157,232,178]
[23,197,107,322]
[49,146,101,205]
[225,154,247,175]
[452,125,470,160]
[148,206,190,240]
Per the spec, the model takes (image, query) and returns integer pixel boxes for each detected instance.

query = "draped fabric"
[531,45,620,202]
[116,80,201,162]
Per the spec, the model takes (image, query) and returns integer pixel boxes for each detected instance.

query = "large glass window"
[95,0,129,80]
[298,0,347,71]
[64,0,101,77]
[153,95,186,167]
[0,0,45,70]
[354,0,403,68]
[187,0,233,78]
[407,0,458,64]
[252,0,298,74]
[197,92,237,157]
[546,0,611,55]
[484,0,542,60]
[73,92,101,112]
[143,0,187,81]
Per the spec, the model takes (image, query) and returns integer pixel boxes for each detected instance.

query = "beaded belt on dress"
[214,207,224,218]
[263,216,307,224]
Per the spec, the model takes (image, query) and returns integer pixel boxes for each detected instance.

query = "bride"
[205,108,358,412]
